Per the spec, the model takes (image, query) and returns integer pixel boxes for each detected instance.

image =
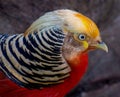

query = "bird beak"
[96,42,108,52]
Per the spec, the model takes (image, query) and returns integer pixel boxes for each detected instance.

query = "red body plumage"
[0,54,88,97]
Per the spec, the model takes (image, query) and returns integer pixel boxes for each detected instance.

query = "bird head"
[58,10,108,54]
[46,10,108,60]
[24,9,108,58]
[52,9,108,66]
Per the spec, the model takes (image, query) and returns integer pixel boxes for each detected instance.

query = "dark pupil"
[81,35,85,39]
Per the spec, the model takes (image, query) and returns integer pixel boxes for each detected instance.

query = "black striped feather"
[0,27,71,89]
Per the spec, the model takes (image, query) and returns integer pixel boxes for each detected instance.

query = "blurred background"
[0,0,120,97]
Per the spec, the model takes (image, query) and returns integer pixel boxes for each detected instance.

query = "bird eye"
[78,34,86,40]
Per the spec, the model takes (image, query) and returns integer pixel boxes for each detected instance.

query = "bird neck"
[63,53,88,96]
[58,53,88,97]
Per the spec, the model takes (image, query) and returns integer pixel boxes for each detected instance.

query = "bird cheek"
[82,41,89,50]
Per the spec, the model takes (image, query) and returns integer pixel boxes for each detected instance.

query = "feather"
[0,54,88,97]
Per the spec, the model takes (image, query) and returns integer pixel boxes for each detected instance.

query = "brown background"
[0,0,120,97]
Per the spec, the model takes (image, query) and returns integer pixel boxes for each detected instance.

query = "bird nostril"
[97,40,102,44]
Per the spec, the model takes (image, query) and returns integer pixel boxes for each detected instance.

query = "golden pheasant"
[0,9,108,97]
